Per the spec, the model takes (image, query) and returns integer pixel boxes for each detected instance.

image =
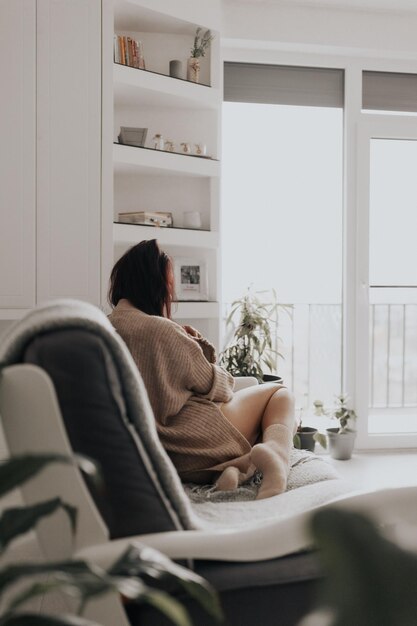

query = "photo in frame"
[174,258,208,301]
[118,126,148,147]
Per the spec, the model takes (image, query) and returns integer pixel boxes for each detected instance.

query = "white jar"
[153,134,164,150]
[183,211,202,229]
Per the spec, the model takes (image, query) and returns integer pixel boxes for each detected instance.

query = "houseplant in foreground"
[303,506,417,626]
[314,395,357,460]
[0,454,223,626]
[219,288,291,384]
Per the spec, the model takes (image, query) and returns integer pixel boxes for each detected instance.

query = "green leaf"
[73,455,103,494]
[310,508,417,626]
[293,433,301,449]
[109,544,224,622]
[142,590,192,626]
[313,433,327,449]
[0,455,71,498]
[7,580,84,614]
[0,498,77,553]
[0,614,102,626]
[0,560,94,597]
[4,564,149,615]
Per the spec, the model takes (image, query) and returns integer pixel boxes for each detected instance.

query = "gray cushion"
[24,329,182,538]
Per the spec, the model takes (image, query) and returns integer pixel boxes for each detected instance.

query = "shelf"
[114,64,219,109]
[172,301,219,320]
[113,223,218,248]
[113,143,220,177]
[111,1,222,346]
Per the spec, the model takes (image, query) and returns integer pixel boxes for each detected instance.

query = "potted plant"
[219,288,291,384]
[294,424,328,453]
[293,410,327,452]
[314,395,357,460]
[187,27,213,83]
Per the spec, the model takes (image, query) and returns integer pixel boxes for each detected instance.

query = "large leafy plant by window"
[220,288,291,382]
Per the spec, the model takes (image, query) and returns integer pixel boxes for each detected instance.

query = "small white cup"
[183,211,202,229]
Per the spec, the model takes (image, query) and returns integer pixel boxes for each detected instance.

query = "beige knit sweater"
[108,299,251,483]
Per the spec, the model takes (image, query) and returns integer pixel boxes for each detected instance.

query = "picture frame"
[118,126,148,148]
[173,258,208,301]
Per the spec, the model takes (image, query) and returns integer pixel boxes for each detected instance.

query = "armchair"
[1,300,416,626]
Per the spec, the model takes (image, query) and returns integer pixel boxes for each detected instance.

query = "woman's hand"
[182,324,202,339]
[182,325,216,363]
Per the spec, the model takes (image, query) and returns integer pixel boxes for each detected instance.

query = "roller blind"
[224,62,344,108]
[363,71,417,113]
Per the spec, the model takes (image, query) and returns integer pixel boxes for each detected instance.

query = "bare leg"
[221,384,296,498]
[220,383,295,442]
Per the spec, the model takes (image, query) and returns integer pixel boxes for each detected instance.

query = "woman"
[108,240,296,500]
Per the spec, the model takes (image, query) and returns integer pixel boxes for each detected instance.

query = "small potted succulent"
[187,27,214,83]
[219,288,291,384]
[314,395,357,460]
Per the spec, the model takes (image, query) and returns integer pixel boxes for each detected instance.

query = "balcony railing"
[223,301,417,410]
[370,303,417,408]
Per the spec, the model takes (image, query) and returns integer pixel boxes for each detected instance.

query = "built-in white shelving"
[173,301,219,320]
[114,64,220,110]
[108,0,222,345]
[113,143,220,178]
[113,223,219,248]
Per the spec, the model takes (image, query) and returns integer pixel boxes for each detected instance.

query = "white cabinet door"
[37,0,101,305]
[0,0,36,309]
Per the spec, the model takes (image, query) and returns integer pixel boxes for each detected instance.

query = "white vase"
[187,57,200,83]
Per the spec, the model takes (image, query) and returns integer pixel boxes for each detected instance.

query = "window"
[352,68,417,446]
[222,63,344,410]
[222,58,417,448]
[357,117,417,446]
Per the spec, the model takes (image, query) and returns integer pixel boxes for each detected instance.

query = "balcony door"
[356,116,417,448]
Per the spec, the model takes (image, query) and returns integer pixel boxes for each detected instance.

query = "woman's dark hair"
[108,239,174,318]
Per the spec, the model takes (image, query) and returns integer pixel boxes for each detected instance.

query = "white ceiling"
[224,0,417,13]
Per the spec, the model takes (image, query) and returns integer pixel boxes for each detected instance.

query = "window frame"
[356,115,417,449]
[222,43,417,450]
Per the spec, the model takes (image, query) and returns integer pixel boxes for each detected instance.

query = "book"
[114,35,145,70]
[118,211,173,227]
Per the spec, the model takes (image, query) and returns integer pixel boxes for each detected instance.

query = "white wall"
[222,1,417,56]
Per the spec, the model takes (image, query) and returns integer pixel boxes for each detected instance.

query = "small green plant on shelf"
[219,287,291,383]
[190,28,214,58]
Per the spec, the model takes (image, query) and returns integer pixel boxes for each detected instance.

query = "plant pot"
[297,427,318,452]
[326,428,356,460]
[262,374,283,384]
